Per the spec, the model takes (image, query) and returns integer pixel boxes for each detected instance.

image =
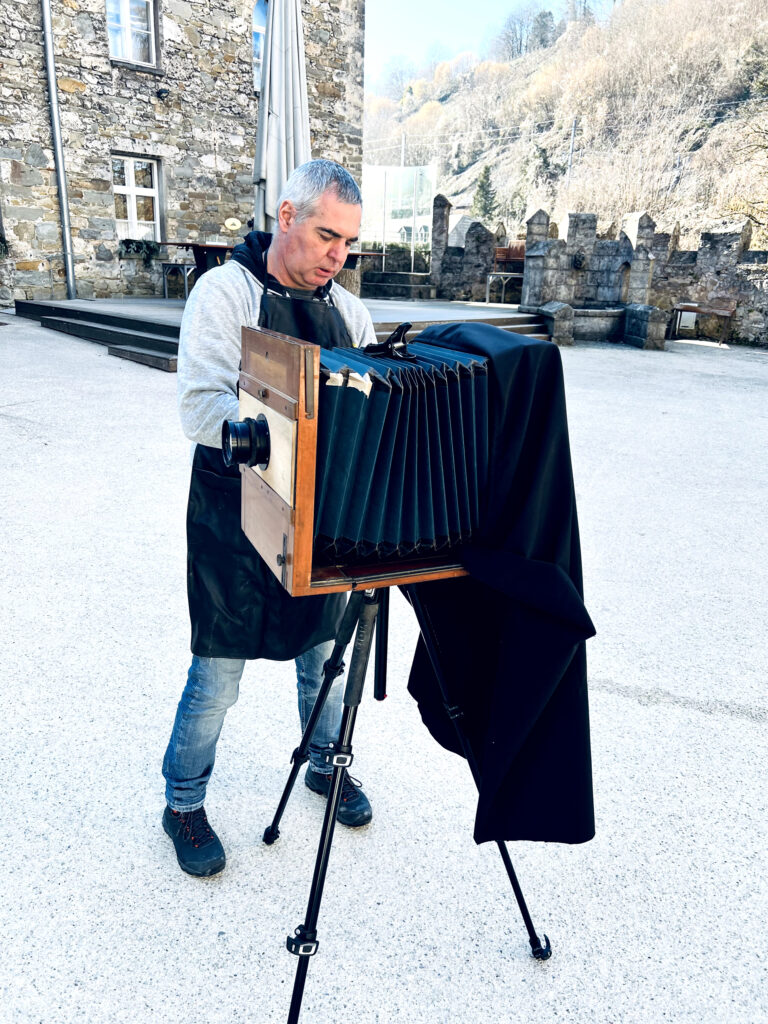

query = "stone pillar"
[464,221,495,301]
[525,209,550,249]
[622,212,656,250]
[520,247,546,307]
[623,303,668,349]
[430,194,451,286]
[540,300,574,346]
[627,253,654,305]
[566,213,597,306]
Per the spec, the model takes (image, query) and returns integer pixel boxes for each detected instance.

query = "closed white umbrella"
[253,0,312,232]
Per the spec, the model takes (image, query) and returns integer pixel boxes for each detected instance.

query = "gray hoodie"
[177,259,376,448]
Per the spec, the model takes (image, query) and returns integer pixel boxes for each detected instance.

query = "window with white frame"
[253,0,268,92]
[106,0,157,66]
[112,156,160,240]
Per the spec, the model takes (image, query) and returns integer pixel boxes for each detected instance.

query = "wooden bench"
[671,300,737,342]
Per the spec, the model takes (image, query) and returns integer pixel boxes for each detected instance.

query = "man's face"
[271,190,361,290]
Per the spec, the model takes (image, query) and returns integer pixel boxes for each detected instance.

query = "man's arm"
[177,265,257,448]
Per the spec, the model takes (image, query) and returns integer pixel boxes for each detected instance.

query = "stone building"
[0,0,365,305]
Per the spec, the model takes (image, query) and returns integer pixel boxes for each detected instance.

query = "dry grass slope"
[364,0,768,244]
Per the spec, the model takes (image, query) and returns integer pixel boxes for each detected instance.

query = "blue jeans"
[162,641,342,812]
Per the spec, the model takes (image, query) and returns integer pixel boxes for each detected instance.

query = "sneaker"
[162,805,226,877]
[304,766,373,828]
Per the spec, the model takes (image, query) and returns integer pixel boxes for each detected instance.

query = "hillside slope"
[363,0,768,244]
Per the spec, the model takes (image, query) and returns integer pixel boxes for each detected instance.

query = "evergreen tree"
[470,166,498,223]
[529,10,556,50]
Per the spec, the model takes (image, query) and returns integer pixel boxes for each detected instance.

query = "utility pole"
[566,117,578,187]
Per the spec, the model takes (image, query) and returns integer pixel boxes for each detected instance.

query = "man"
[162,160,377,877]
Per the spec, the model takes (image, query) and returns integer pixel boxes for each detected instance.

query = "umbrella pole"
[403,584,552,961]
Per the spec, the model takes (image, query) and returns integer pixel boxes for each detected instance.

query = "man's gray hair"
[277,159,362,221]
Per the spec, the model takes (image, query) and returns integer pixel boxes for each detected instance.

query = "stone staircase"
[14,299,179,371]
[15,298,551,371]
[361,271,437,300]
[373,309,550,343]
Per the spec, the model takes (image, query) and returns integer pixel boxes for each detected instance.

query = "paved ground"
[2,314,766,1024]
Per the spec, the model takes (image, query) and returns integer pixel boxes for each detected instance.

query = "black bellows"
[313,339,489,564]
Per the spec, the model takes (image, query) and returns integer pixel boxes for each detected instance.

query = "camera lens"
[222,416,270,470]
[222,419,253,466]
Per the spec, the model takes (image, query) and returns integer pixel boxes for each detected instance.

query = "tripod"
[263,585,551,1024]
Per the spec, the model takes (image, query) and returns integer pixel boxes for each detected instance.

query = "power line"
[363,96,768,150]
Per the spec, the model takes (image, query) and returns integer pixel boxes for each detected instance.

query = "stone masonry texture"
[0,0,364,303]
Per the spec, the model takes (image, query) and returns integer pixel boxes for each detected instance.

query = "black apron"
[186,236,354,660]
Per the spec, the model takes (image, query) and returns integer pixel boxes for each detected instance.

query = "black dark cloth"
[185,232,351,661]
[405,322,596,846]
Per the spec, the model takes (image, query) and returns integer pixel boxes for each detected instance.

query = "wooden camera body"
[236,326,468,595]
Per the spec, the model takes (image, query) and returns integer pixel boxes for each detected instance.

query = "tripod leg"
[263,590,366,846]
[374,586,389,701]
[285,591,379,1024]
[404,585,551,961]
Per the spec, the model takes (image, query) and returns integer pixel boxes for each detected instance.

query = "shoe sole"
[304,777,373,829]
[162,816,226,877]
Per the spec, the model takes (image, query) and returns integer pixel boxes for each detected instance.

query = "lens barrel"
[222,415,270,470]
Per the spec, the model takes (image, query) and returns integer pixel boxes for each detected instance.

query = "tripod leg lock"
[287,926,319,957]
[322,742,354,769]
[322,658,346,681]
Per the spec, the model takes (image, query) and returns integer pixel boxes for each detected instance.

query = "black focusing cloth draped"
[404,322,596,846]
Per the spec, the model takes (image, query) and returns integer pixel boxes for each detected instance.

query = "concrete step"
[17,299,180,338]
[373,317,551,343]
[39,316,179,354]
[499,330,551,341]
[494,322,545,335]
[108,344,177,372]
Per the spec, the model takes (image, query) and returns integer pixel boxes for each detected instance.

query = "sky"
[364,0,522,89]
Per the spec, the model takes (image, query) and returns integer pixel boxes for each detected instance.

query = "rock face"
[0,0,364,303]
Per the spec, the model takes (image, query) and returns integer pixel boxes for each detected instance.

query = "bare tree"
[380,55,417,102]
[494,3,541,60]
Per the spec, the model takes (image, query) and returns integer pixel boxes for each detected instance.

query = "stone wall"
[521,209,654,310]
[0,0,365,304]
[302,0,364,182]
[519,207,768,346]
[649,221,768,346]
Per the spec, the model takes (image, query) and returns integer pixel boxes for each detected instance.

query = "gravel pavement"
[2,315,766,1024]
